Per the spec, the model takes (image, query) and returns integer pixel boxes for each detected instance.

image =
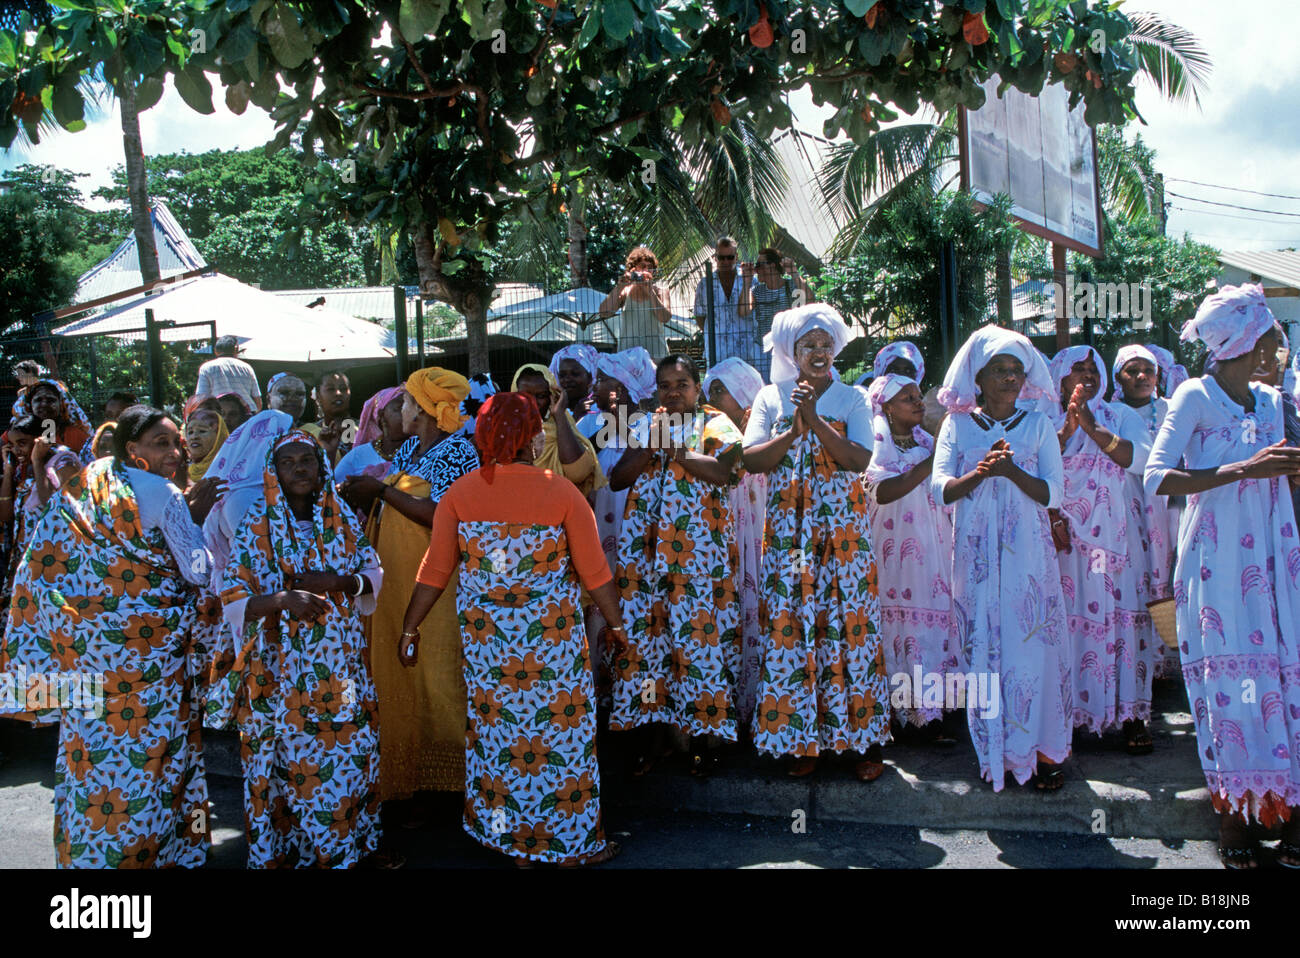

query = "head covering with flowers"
[353,386,406,447]
[864,373,934,486]
[595,348,658,404]
[1180,283,1277,361]
[548,344,599,383]
[1111,344,1160,397]
[702,357,765,410]
[872,341,925,385]
[1049,344,1110,422]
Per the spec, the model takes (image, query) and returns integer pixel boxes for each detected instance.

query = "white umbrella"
[55,274,395,363]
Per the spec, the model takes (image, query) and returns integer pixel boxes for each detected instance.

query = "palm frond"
[1126,11,1213,110]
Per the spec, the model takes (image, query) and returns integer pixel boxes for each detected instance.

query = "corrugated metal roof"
[74,199,206,303]
[270,283,546,323]
[1217,250,1300,290]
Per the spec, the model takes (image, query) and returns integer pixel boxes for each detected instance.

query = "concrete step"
[200,682,1219,841]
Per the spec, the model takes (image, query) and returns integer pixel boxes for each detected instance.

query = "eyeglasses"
[796,342,833,354]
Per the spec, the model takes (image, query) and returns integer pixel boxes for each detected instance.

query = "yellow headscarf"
[186,411,230,482]
[405,367,470,435]
[511,363,606,496]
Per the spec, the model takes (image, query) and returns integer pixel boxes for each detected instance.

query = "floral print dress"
[455,519,607,863]
[932,409,1073,790]
[1,459,210,868]
[744,382,889,757]
[211,432,384,868]
[864,430,959,728]
[1055,401,1155,734]
[611,409,744,740]
[1145,378,1300,825]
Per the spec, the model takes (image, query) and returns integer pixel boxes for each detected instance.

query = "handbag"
[1048,508,1073,554]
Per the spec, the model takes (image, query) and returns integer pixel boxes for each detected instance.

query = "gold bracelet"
[1102,433,1120,455]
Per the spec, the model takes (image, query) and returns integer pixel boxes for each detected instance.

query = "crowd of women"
[2,280,1299,871]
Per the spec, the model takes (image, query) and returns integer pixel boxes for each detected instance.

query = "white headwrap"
[864,373,934,483]
[549,344,599,382]
[1181,283,1277,361]
[1111,344,1159,396]
[1049,344,1109,422]
[595,347,658,404]
[201,408,295,587]
[872,341,925,384]
[937,325,1056,415]
[763,303,851,385]
[702,357,764,410]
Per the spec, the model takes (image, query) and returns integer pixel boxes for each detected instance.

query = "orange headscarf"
[405,367,470,435]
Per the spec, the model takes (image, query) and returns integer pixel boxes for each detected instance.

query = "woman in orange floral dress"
[401,393,628,867]
[608,355,745,776]
[742,305,890,780]
[212,431,384,868]
[1,405,222,867]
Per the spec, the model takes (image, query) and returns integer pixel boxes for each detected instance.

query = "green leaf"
[262,1,313,69]
[319,761,335,782]
[314,810,336,826]
[88,749,109,764]
[504,794,522,812]
[128,750,148,769]
[789,712,805,730]
[174,65,215,115]
[525,620,544,642]
[498,706,519,725]
[0,32,14,69]
[539,792,559,812]
[400,0,448,38]
[532,705,553,725]
[539,667,557,681]
[105,846,124,867]
[844,0,874,15]
[545,750,568,767]
[576,10,602,49]
[142,663,161,683]
[126,797,151,814]
[602,0,636,41]
[313,662,331,682]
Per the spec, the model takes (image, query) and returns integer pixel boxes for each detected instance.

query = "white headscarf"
[864,373,933,483]
[702,357,764,410]
[872,341,925,384]
[937,325,1056,415]
[1049,344,1109,422]
[201,408,295,587]
[1111,344,1159,396]
[763,303,851,385]
[595,347,658,404]
[1181,283,1277,361]
[549,344,599,382]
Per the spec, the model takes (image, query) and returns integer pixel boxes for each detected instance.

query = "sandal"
[688,737,723,778]
[559,840,622,868]
[1123,720,1154,756]
[854,759,886,782]
[1034,763,1065,791]
[786,756,818,778]
[1218,845,1258,870]
[1276,840,1300,870]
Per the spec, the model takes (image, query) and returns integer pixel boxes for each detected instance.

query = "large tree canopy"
[2,0,1148,368]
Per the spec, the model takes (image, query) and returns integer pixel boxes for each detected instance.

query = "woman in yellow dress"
[511,364,606,498]
[338,369,478,814]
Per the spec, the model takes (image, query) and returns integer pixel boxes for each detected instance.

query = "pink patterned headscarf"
[872,341,925,384]
[702,357,765,410]
[354,386,405,447]
[1049,344,1109,421]
[864,373,933,484]
[595,347,658,403]
[1181,283,1277,361]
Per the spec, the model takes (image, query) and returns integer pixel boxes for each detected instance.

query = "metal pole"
[704,261,716,369]
[393,285,409,381]
[145,308,164,408]
[87,335,99,413]
[415,296,426,368]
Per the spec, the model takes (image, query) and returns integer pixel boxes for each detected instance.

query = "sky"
[4,0,1298,254]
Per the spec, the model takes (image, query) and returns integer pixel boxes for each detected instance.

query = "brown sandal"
[787,756,818,778]
[558,840,622,868]
[854,759,886,782]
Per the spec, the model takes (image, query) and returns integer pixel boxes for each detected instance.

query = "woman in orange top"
[401,392,628,867]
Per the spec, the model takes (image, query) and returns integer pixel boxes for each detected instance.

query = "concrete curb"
[199,684,1220,841]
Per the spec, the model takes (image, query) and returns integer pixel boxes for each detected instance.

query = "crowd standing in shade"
[3,272,1300,873]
